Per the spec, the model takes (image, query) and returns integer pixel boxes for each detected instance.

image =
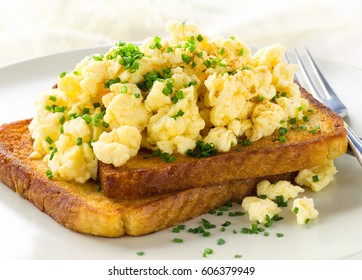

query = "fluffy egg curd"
[29,20,309,183]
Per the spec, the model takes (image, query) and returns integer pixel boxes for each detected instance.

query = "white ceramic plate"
[0,47,362,260]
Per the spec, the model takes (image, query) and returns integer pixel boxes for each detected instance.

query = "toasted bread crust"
[100,88,347,199]
[0,119,295,237]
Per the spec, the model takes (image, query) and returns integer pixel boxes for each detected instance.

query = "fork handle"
[346,126,362,166]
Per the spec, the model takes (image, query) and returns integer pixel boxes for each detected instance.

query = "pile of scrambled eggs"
[242,160,337,225]
[29,20,310,183]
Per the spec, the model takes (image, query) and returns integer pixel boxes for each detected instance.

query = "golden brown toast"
[0,119,296,237]
[100,87,347,199]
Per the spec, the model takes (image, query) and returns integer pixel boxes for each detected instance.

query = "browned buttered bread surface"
[100,88,347,199]
[0,119,296,237]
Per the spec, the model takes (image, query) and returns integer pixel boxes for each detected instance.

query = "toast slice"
[100,87,347,199]
[0,119,296,237]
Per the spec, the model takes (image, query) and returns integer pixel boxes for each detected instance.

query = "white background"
[0,0,361,69]
[1,0,362,276]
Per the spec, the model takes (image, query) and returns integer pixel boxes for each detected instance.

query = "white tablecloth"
[0,0,361,69]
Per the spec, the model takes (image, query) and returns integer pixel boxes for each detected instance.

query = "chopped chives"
[218,205,229,211]
[221,221,231,227]
[45,136,53,145]
[276,233,284,237]
[293,207,299,214]
[45,170,53,179]
[121,85,128,93]
[203,248,213,257]
[76,137,83,146]
[303,115,309,122]
[239,48,244,56]
[217,238,225,245]
[202,231,211,237]
[172,238,183,243]
[151,149,161,157]
[312,175,320,182]
[83,114,92,124]
[279,127,288,136]
[197,34,203,42]
[235,254,242,258]
[203,60,211,68]
[59,71,67,78]
[136,251,144,256]
[181,54,191,64]
[49,148,57,160]
[166,47,173,53]
[102,121,109,128]
[279,136,287,143]
[171,96,178,104]
[59,115,65,125]
[54,106,66,113]
[171,109,184,120]
[275,195,287,207]
[176,90,184,99]
[242,139,251,146]
[49,95,57,102]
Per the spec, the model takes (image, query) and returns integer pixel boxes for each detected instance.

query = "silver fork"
[287,48,362,166]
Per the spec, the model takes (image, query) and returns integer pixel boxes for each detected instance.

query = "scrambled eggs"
[256,180,305,201]
[242,197,281,224]
[292,197,319,225]
[29,20,308,182]
[295,160,337,192]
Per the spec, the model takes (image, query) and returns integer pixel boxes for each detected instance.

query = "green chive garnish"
[76,137,82,146]
[45,136,53,145]
[312,175,320,182]
[121,85,128,93]
[45,170,53,179]
[83,114,92,124]
[49,95,57,102]
[172,238,183,243]
[181,54,191,64]
[102,121,109,128]
[217,238,225,245]
[203,248,213,257]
